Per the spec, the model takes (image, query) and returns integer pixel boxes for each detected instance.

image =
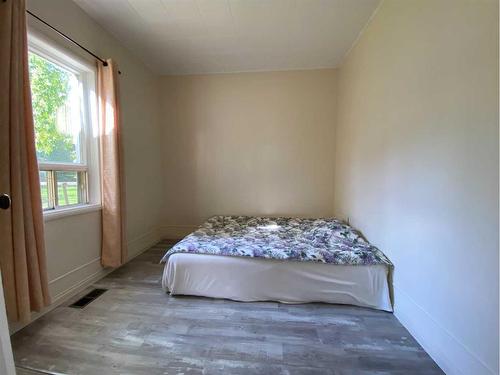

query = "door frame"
[0,271,15,375]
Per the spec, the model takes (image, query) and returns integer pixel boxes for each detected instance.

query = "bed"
[161,216,393,312]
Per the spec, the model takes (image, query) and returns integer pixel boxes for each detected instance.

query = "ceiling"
[73,0,380,75]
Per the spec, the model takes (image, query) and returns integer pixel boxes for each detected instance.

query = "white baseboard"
[127,227,163,260]
[9,265,112,334]
[9,226,162,335]
[159,224,198,239]
[48,257,103,298]
[394,285,495,375]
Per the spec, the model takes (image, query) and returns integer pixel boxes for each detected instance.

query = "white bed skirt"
[162,253,393,312]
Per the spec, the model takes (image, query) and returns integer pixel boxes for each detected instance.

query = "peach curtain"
[97,60,127,267]
[0,0,51,323]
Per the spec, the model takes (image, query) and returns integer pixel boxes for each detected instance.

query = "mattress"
[161,216,393,311]
[162,253,393,312]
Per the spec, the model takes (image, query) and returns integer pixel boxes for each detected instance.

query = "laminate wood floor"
[12,240,443,375]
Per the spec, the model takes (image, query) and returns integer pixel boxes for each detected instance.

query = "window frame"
[28,32,101,220]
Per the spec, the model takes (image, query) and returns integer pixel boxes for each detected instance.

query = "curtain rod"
[26,9,122,74]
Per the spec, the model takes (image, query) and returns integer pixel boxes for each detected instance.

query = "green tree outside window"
[28,53,76,164]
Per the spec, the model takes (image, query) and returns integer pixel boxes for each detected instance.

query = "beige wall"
[334,1,498,374]
[160,69,337,234]
[13,0,165,331]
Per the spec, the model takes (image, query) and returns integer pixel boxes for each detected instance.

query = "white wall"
[334,1,498,374]
[11,0,165,331]
[160,69,337,236]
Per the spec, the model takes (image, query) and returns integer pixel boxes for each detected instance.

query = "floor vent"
[69,288,107,308]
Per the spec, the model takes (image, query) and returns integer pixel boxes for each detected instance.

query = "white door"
[0,270,15,375]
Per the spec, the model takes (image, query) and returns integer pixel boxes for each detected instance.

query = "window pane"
[55,171,86,207]
[39,171,50,209]
[28,52,83,164]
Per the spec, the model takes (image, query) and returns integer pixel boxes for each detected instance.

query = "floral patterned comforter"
[161,216,392,267]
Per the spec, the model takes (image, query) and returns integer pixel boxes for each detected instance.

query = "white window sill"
[43,203,102,222]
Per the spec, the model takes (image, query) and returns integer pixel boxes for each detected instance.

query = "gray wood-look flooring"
[12,240,443,375]
[15,367,47,375]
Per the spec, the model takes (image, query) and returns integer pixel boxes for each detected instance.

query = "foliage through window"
[29,53,81,164]
[28,36,99,212]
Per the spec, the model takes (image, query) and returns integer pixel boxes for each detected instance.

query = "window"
[28,34,100,217]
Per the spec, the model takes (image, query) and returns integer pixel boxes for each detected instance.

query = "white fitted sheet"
[162,253,393,312]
